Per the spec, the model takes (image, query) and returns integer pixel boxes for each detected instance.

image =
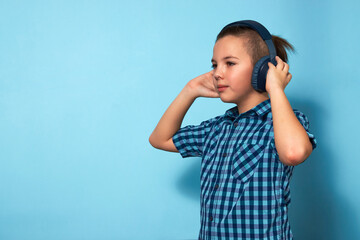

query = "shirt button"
[214,184,219,189]
[209,216,213,221]
[233,122,238,127]
[222,153,227,157]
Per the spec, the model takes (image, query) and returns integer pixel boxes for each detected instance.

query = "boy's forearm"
[149,84,198,146]
[269,88,313,166]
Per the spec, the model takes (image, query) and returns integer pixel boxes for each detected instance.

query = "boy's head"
[211,25,294,105]
[216,25,295,66]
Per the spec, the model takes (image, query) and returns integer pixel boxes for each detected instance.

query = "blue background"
[1,0,359,239]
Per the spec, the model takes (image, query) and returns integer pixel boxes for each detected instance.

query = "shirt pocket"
[231,142,266,183]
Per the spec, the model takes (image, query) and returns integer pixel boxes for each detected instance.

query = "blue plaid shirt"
[172,98,317,240]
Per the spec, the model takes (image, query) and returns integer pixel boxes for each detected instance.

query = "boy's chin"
[219,95,236,104]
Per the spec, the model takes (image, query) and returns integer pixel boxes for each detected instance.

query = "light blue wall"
[1,1,359,239]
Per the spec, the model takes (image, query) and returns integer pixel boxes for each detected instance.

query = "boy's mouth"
[217,85,228,92]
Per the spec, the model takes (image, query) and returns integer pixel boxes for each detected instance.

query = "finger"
[275,56,285,70]
[287,73,292,81]
[283,62,289,73]
[268,61,275,69]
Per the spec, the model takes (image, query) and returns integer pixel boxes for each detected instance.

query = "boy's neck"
[236,93,270,115]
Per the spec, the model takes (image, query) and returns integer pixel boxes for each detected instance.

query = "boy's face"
[211,35,255,104]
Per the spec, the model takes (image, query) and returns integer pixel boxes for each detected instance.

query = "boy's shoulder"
[198,114,223,128]
[198,103,311,129]
[266,107,311,131]
[266,107,308,118]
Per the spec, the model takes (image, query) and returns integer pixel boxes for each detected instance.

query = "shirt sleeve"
[172,117,219,158]
[293,109,317,150]
[270,109,317,159]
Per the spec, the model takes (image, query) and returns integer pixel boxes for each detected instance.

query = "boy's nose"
[214,69,224,80]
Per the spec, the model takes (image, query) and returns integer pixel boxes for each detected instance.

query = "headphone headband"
[220,20,277,65]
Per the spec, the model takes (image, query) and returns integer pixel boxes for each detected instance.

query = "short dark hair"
[216,26,295,65]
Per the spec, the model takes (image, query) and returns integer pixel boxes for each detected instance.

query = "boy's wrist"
[183,83,199,100]
[268,86,285,98]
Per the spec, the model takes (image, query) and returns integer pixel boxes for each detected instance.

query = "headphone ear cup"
[252,56,271,92]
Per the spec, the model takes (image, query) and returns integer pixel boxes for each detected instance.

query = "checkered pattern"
[172,98,317,240]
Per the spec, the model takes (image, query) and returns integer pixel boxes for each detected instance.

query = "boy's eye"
[211,62,235,69]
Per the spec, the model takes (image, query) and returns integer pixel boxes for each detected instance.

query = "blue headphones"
[220,20,277,92]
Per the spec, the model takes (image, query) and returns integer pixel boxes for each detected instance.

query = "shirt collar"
[224,98,271,119]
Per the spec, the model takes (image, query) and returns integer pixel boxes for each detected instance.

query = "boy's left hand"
[266,56,292,93]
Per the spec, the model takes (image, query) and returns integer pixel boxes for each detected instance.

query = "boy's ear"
[251,55,271,93]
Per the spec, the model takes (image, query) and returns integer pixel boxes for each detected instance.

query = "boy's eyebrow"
[211,56,239,62]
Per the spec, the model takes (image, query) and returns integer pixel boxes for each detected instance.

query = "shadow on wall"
[175,157,201,201]
[289,97,360,240]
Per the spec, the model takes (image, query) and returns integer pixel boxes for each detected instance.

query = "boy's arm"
[269,88,314,166]
[149,85,197,152]
[149,69,218,152]
[267,56,314,166]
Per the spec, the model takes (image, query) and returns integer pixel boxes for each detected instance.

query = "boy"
[149,21,317,239]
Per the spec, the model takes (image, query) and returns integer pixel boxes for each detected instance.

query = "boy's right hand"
[186,70,220,98]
